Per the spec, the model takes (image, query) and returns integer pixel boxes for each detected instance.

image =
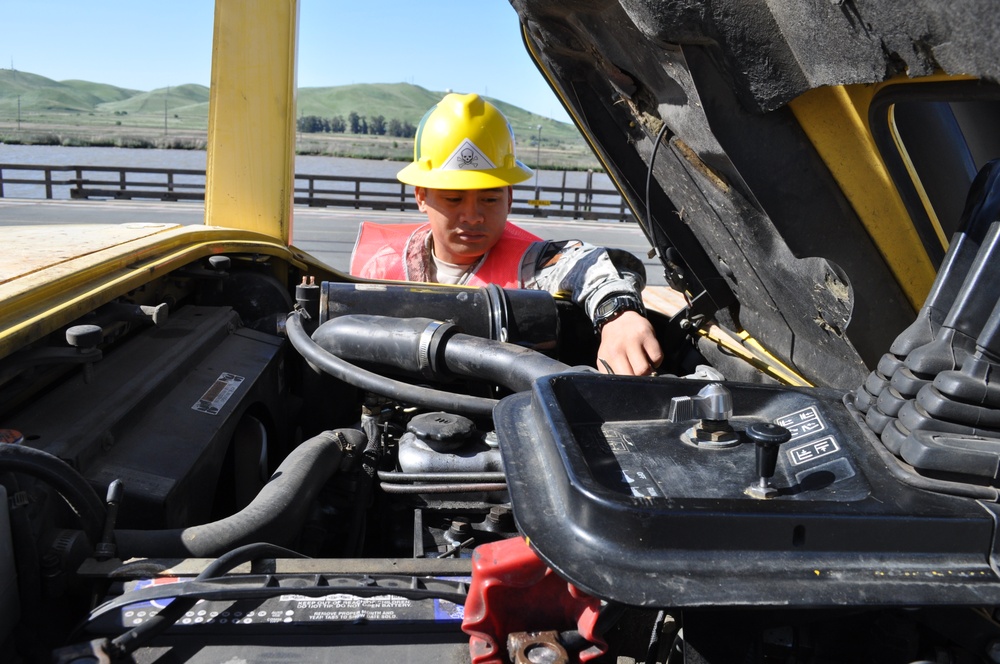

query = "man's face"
[415,186,512,265]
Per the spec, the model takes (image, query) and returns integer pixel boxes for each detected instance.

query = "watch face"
[596,295,643,329]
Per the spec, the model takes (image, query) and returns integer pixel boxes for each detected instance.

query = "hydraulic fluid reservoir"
[397,412,502,474]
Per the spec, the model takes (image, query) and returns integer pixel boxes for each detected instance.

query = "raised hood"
[511,0,1000,389]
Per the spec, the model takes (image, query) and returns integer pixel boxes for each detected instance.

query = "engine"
[2,225,1000,663]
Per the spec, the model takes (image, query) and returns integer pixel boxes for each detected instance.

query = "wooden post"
[44,169,53,199]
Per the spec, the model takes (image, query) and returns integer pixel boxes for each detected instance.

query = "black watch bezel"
[593,294,645,333]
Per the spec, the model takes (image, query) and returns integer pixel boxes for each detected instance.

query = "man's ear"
[506,186,514,214]
[414,186,428,212]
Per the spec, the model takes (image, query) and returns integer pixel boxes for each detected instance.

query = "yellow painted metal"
[0,225,310,361]
[644,286,811,385]
[736,331,812,387]
[886,104,950,250]
[789,84,937,310]
[205,0,299,244]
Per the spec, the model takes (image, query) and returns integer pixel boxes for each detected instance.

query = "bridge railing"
[0,163,633,222]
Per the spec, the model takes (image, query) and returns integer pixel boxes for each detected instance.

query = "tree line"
[297,111,416,137]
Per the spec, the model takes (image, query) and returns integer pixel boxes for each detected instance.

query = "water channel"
[0,144,617,205]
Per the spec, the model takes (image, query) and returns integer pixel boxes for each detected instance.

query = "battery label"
[109,581,465,631]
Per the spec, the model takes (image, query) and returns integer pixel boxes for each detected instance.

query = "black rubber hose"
[312,314,571,394]
[114,429,362,558]
[344,414,381,556]
[0,442,106,548]
[442,332,570,392]
[286,312,498,417]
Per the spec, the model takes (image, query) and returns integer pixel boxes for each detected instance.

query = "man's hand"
[596,311,664,376]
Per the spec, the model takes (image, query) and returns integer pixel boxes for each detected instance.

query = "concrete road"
[0,198,665,286]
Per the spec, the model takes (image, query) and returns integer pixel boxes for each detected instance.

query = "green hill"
[0,70,597,168]
[298,82,441,121]
[62,79,142,104]
[0,69,141,114]
[100,83,210,115]
[1,70,576,137]
[296,82,581,145]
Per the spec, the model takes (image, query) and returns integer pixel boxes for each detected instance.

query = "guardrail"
[0,163,633,222]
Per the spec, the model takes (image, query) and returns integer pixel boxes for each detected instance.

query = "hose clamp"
[417,320,457,379]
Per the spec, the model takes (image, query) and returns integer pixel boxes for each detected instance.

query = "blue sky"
[0,0,571,122]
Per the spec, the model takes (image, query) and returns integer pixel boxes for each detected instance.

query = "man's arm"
[521,240,664,376]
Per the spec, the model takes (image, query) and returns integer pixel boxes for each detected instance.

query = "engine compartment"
[2,238,1000,663]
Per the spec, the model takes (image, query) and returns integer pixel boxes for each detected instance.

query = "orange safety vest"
[350,221,542,288]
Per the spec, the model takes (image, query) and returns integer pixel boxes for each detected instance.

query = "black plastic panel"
[496,373,1000,608]
[5,306,288,529]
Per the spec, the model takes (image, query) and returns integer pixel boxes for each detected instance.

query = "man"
[351,93,662,376]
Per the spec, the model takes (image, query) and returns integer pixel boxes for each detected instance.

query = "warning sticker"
[440,138,496,171]
[192,373,245,415]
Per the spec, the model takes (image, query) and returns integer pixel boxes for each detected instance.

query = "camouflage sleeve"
[520,240,647,321]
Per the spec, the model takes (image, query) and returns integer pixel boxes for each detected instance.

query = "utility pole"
[534,124,543,198]
[164,86,169,135]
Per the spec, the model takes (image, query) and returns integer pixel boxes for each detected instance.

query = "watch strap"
[593,294,645,333]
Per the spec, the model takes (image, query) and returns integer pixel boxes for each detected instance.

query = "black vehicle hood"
[512,0,1000,388]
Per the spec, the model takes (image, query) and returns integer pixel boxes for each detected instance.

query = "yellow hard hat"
[397,93,534,189]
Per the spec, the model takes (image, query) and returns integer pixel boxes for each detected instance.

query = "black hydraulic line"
[380,482,507,494]
[344,413,381,556]
[115,429,363,558]
[888,162,999,357]
[286,312,498,417]
[0,442,106,548]
[377,470,506,483]
[905,221,1000,375]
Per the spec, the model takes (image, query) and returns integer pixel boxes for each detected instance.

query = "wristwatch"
[593,294,646,333]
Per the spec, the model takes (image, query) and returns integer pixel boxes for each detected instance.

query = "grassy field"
[0,121,600,171]
[0,72,602,170]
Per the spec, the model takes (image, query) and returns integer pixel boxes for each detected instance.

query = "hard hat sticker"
[440,139,496,171]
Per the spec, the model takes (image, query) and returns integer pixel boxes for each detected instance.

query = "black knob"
[66,324,103,349]
[208,255,231,271]
[746,422,791,480]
